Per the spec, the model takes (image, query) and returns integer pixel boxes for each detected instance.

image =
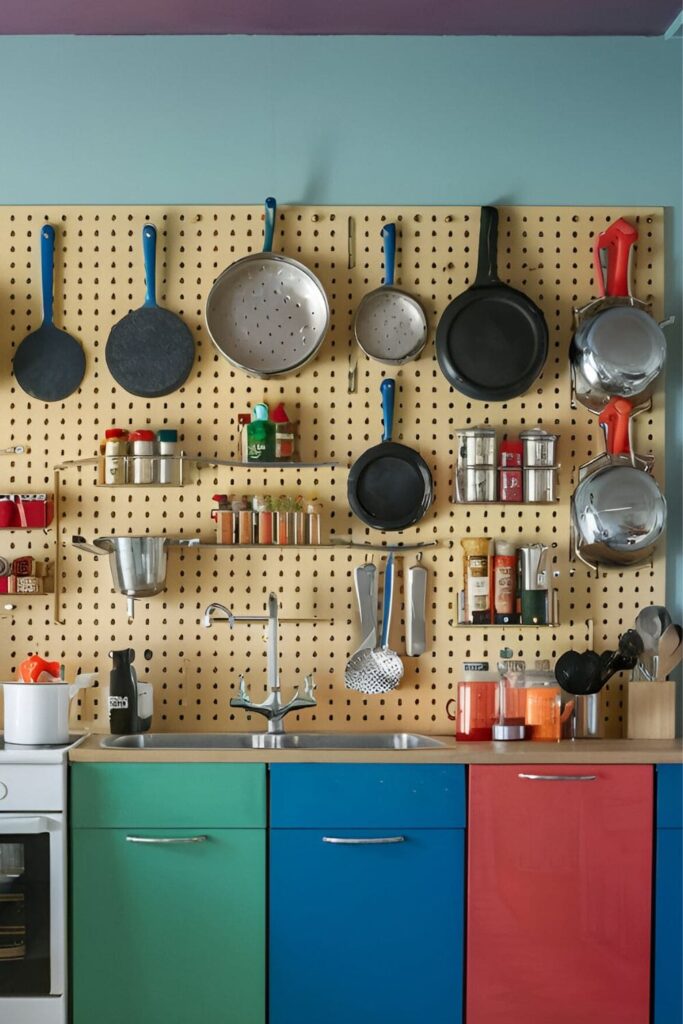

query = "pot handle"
[68,672,96,700]
[382,223,396,288]
[72,535,111,556]
[263,197,276,254]
[598,397,633,456]
[593,218,637,298]
[380,378,395,443]
[165,537,200,548]
[474,206,500,287]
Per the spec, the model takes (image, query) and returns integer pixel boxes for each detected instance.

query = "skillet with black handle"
[436,206,548,401]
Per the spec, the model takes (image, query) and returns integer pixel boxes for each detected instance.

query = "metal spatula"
[345,554,404,694]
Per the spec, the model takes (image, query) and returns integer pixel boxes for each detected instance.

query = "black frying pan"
[105,225,194,398]
[436,206,548,401]
[13,224,86,402]
[347,379,433,531]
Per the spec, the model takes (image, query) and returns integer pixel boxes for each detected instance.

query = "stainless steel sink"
[100,732,445,750]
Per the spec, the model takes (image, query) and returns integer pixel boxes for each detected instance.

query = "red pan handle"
[593,218,638,298]
[598,397,633,456]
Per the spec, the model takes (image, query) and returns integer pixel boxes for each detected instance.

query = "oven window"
[0,833,50,996]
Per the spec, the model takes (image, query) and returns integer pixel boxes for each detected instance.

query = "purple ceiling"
[0,0,680,36]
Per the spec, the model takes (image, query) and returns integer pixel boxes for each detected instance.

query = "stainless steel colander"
[206,197,329,378]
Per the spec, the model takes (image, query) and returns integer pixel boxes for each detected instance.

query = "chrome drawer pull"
[518,773,597,782]
[125,835,208,844]
[322,836,406,845]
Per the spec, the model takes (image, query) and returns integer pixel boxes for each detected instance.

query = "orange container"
[525,685,562,741]
[448,681,498,741]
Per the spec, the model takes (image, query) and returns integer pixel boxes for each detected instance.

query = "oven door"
[0,814,64,1001]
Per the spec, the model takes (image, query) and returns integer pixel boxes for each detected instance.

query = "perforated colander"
[206,198,329,378]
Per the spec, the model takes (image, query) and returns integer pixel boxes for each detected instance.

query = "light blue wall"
[0,34,680,615]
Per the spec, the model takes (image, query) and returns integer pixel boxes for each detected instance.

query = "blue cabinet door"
[654,765,683,1024]
[270,826,464,1024]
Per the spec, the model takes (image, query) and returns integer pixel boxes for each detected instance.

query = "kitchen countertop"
[69,735,683,764]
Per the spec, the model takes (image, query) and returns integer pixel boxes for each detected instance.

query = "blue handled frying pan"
[105,224,194,398]
[347,379,433,532]
[13,225,86,402]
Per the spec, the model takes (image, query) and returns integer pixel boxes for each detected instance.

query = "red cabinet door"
[467,765,653,1024]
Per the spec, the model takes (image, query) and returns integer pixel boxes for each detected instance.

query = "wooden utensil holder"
[627,680,676,739]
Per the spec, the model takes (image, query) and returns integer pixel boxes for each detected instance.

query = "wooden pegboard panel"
[0,205,666,737]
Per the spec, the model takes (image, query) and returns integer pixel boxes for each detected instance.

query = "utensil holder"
[627,679,676,739]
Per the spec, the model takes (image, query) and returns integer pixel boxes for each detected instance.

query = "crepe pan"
[105,224,195,398]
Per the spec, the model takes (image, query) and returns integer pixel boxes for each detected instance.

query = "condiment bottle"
[305,500,322,544]
[246,404,275,462]
[461,537,492,624]
[493,541,518,624]
[271,402,296,461]
[129,429,156,484]
[237,413,251,462]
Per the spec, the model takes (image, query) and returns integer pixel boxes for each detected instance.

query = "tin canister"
[520,428,559,467]
[458,467,497,503]
[454,427,496,502]
[456,427,496,466]
[523,466,558,503]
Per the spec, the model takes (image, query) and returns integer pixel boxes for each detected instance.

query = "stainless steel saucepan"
[72,534,198,618]
[571,398,666,569]
[571,219,671,413]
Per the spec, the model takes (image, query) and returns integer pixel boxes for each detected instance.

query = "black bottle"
[108,648,139,735]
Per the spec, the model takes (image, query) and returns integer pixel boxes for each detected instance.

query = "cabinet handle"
[321,836,406,845]
[518,773,597,782]
[125,835,208,844]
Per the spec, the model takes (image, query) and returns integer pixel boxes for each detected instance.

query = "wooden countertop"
[70,734,683,764]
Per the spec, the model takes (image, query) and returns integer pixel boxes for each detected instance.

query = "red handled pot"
[571,219,670,413]
[571,397,666,569]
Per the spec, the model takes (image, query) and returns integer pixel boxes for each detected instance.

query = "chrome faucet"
[202,592,317,734]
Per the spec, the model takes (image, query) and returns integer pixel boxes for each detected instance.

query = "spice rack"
[55,455,346,488]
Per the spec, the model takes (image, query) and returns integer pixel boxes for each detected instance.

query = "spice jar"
[156,429,178,485]
[305,500,322,545]
[129,429,156,484]
[271,402,296,462]
[100,428,129,485]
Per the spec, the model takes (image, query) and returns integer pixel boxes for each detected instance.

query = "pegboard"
[0,205,666,738]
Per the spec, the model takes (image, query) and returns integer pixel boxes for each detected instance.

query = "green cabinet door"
[72,827,265,1024]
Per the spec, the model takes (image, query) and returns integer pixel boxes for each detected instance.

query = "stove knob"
[0,781,7,800]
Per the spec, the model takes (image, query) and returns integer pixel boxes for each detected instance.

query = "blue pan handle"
[142,225,158,308]
[381,553,395,648]
[263,197,276,253]
[382,223,396,287]
[40,224,55,327]
[381,378,395,443]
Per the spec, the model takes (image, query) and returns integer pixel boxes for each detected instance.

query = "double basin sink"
[101,732,446,751]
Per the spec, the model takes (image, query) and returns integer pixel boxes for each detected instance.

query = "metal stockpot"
[571,219,670,413]
[72,535,198,617]
[571,399,666,569]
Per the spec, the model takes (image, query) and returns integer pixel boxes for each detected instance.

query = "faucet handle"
[302,674,316,700]
[237,674,250,701]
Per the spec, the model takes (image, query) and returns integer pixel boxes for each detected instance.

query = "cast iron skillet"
[436,206,548,401]
[347,379,433,532]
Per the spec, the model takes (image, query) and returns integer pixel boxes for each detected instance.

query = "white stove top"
[0,732,87,763]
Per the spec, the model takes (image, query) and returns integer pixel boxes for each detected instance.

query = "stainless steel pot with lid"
[571,398,666,569]
[72,535,199,617]
[570,219,671,413]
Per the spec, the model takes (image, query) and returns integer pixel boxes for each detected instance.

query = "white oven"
[0,754,72,1023]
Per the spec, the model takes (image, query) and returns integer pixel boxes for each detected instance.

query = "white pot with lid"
[2,674,95,745]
